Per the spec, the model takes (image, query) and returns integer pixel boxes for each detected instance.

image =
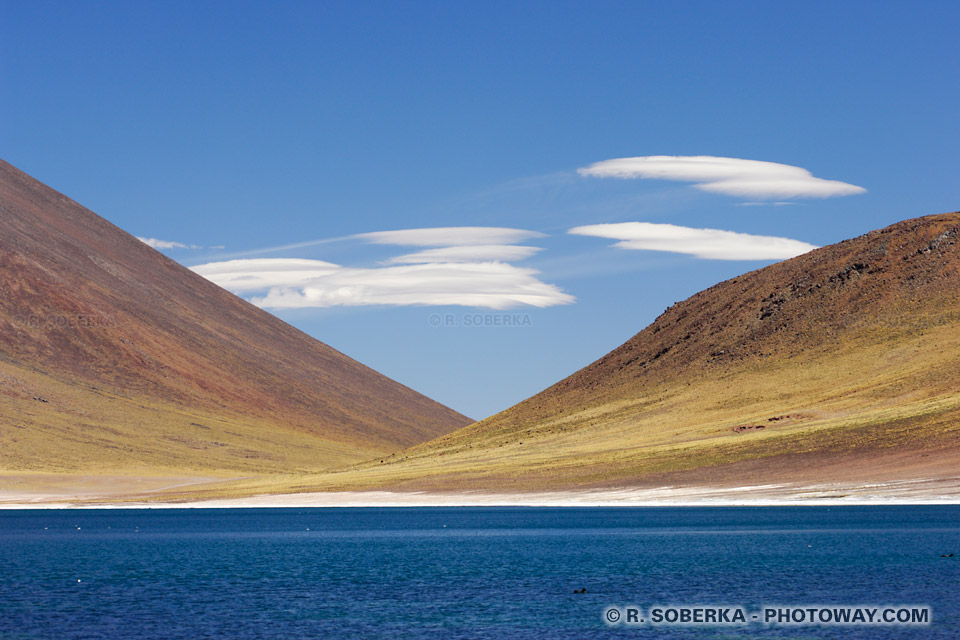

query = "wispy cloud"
[577,156,866,199]
[191,227,541,262]
[354,227,545,246]
[138,237,223,250]
[138,237,199,250]
[569,222,818,261]
[384,245,542,265]
[191,258,573,309]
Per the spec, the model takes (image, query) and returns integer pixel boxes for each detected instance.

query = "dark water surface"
[1,506,958,638]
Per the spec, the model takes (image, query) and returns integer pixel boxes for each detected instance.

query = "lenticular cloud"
[190,227,573,309]
[191,258,573,309]
[569,222,818,261]
[577,156,866,199]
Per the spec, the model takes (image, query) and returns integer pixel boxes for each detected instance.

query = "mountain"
[0,159,471,483]
[275,212,960,494]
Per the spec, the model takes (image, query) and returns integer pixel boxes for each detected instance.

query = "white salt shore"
[2,477,959,509]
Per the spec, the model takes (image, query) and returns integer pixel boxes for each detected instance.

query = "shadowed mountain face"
[283,212,960,494]
[0,159,471,476]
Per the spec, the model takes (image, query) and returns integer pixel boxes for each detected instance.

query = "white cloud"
[384,245,542,265]
[191,226,572,309]
[354,227,545,246]
[577,156,866,199]
[138,237,218,250]
[138,237,196,249]
[569,222,818,261]
[191,259,341,292]
[191,258,573,309]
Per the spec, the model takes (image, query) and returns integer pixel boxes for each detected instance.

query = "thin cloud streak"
[203,227,544,262]
[138,237,200,250]
[569,222,818,261]
[196,235,352,261]
[577,156,866,199]
[354,227,545,246]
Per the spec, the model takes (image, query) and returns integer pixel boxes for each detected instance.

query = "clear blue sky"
[2,1,958,419]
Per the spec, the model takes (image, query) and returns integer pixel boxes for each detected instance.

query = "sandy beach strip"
[1,477,959,509]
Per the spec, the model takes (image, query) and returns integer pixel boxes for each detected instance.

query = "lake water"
[0,506,957,638]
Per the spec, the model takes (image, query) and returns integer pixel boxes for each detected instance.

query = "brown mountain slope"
[0,159,470,479]
[463,211,960,436]
[228,212,960,496]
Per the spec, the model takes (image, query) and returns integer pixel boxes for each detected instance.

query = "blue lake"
[0,506,958,638]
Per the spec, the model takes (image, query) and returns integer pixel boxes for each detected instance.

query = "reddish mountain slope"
[0,159,470,476]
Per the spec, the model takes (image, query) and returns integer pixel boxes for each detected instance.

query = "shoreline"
[2,477,959,509]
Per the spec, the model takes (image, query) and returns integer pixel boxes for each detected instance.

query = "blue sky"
[2,1,958,419]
